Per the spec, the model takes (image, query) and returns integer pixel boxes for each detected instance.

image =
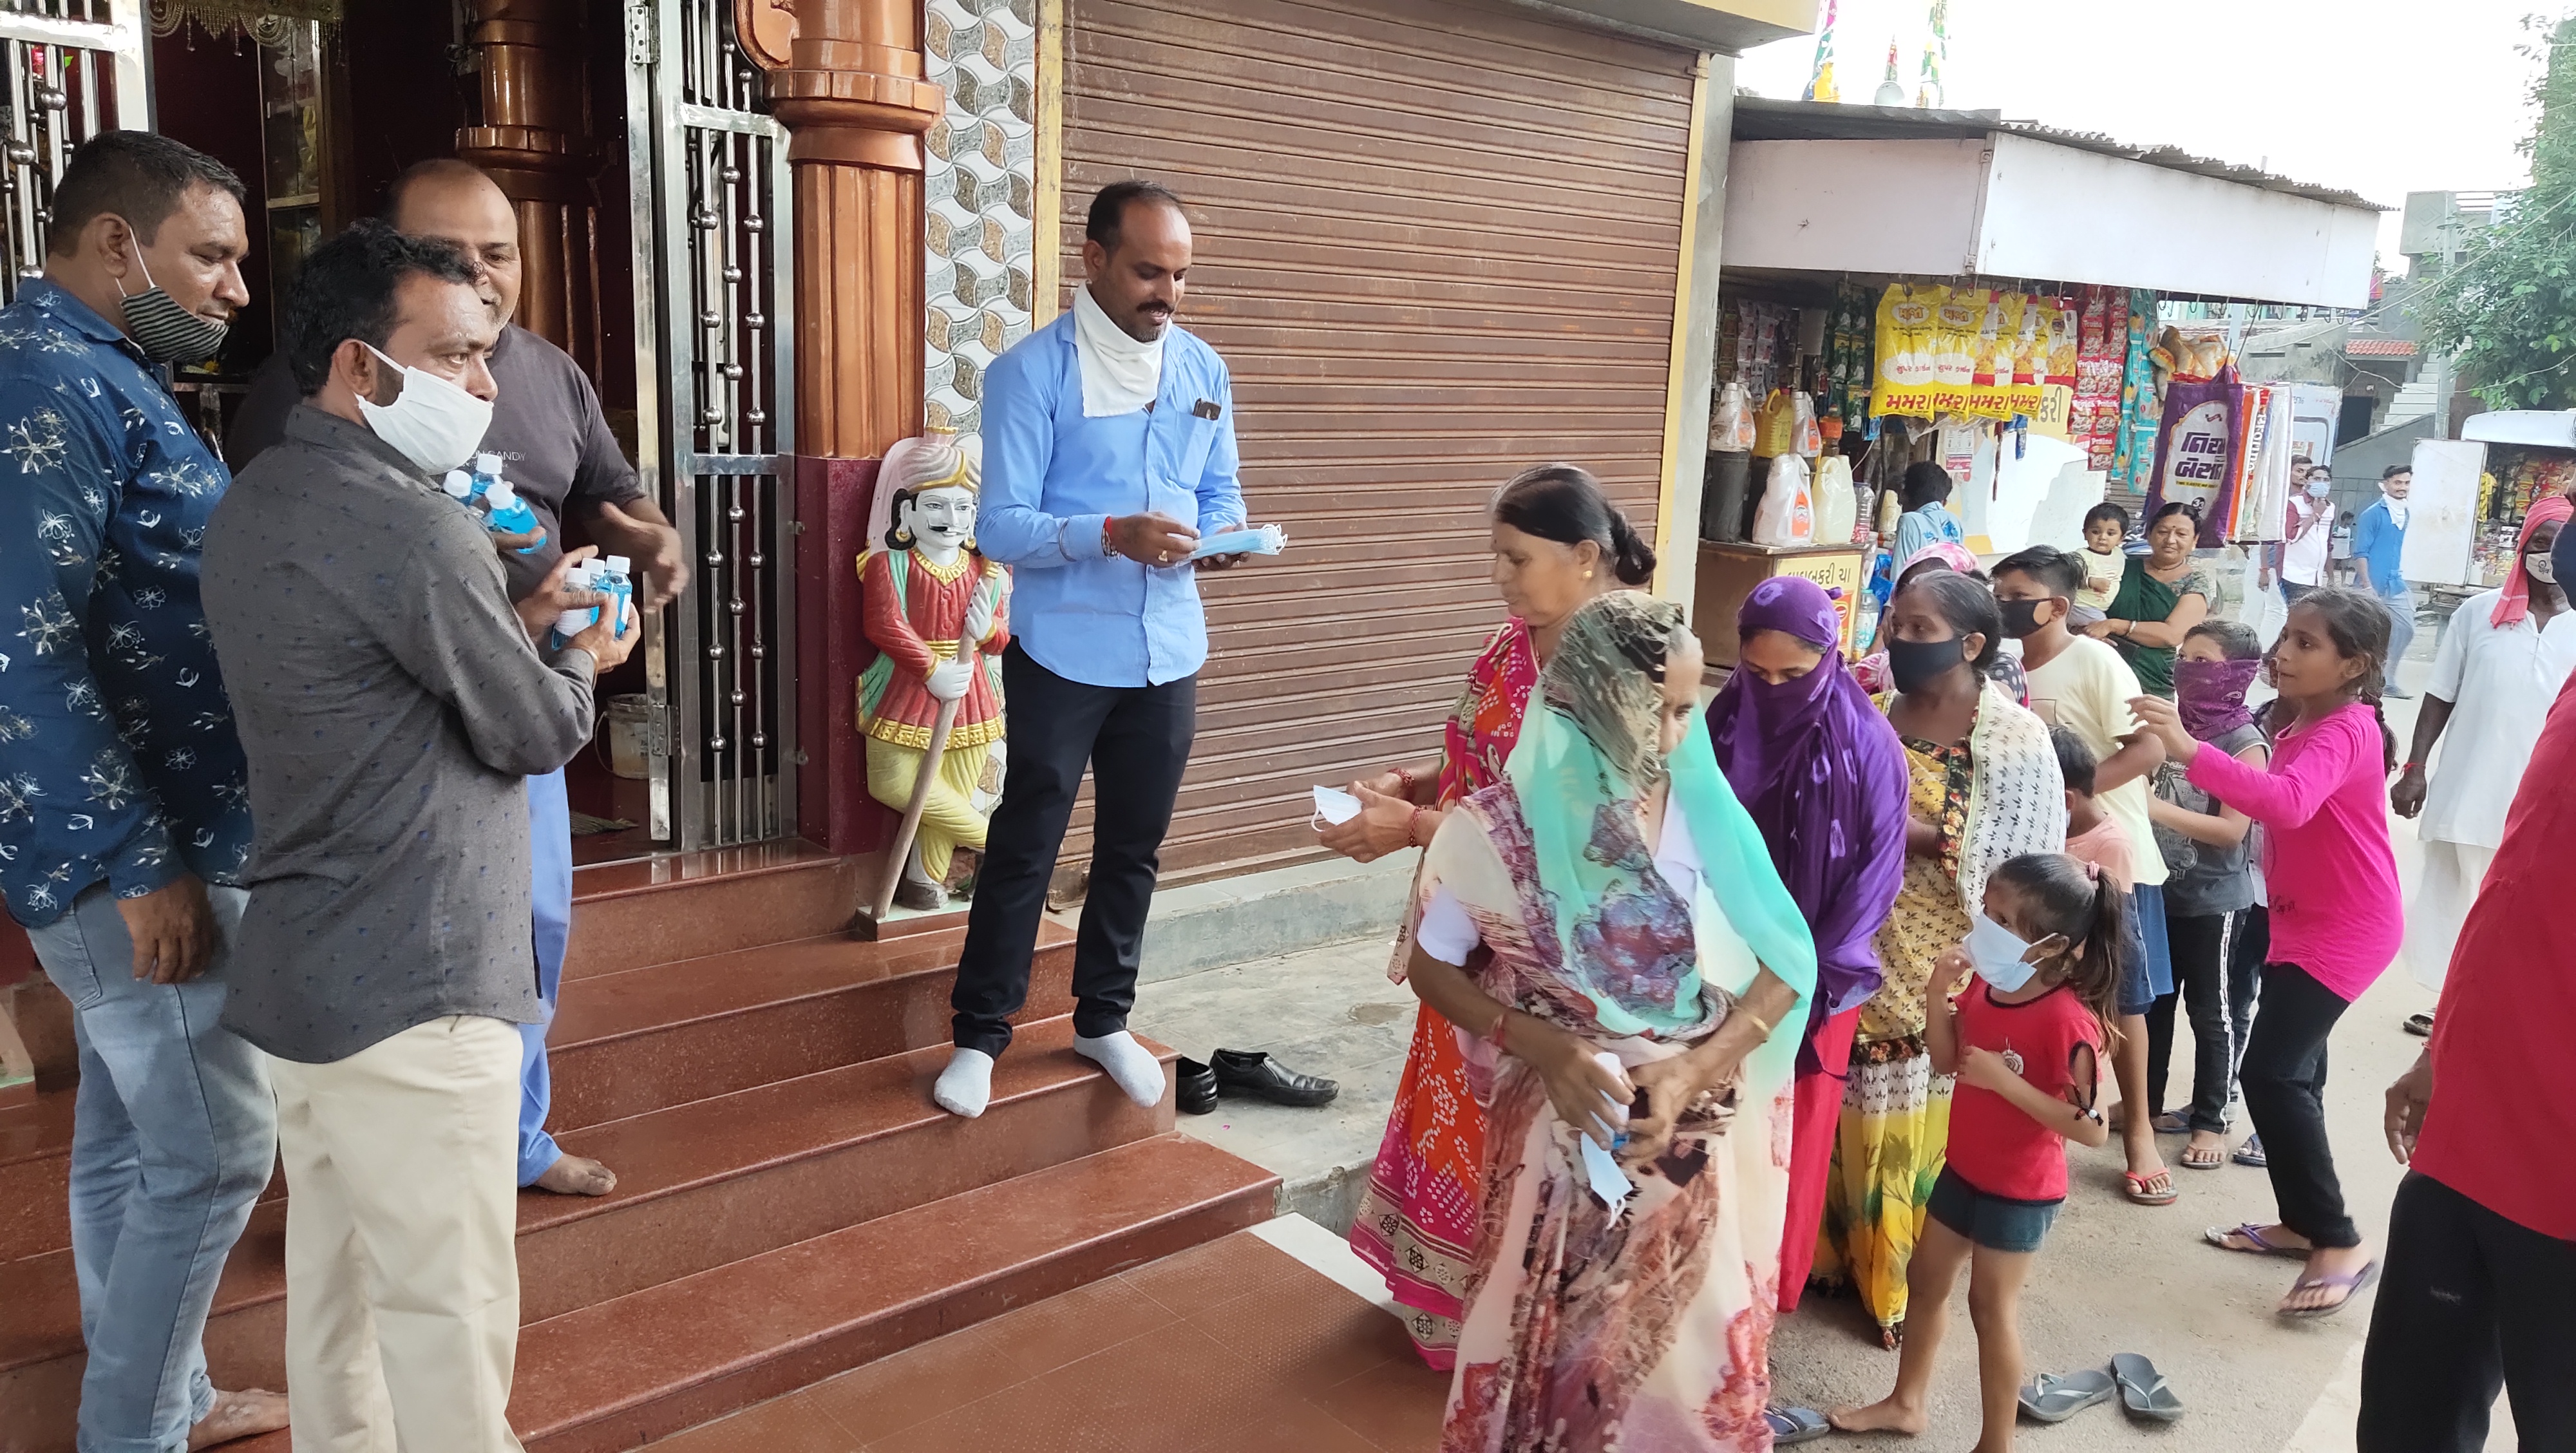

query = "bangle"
[1490,1008,1510,1052]
[1737,1009,1775,1040]
[2403,761,2423,773]
[1393,765,1418,797]
[1101,517,1118,559]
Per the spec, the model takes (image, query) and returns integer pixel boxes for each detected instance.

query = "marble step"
[218,1134,1277,1453]
[0,920,1074,1264]
[0,1017,1182,1452]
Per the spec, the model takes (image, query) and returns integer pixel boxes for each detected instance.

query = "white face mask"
[2306,478,2332,499]
[355,343,493,475]
[1965,913,2053,993]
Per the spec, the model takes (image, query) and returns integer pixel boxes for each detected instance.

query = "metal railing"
[0,0,145,299]
[623,0,796,849]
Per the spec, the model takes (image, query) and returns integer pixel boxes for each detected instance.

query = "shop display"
[1871,282,2065,423]
[2115,290,2161,494]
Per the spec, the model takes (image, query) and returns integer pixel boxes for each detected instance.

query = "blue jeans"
[25,882,276,1453]
[2378,584,2416,679]
[518,767,573,1185]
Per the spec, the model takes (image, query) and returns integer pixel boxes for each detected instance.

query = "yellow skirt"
[1811,1037,1951,1342]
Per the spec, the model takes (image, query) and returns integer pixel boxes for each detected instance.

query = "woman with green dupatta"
[1397,592,1819,1451]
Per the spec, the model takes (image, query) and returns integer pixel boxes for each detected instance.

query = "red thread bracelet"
[1406,805,1425,846]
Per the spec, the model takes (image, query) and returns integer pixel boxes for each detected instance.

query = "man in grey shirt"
[203,220,634,1452]
[229,158,665,1198]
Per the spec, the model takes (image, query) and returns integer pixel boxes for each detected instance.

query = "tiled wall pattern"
[923,0,1037,436]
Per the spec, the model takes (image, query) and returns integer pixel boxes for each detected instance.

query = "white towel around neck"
[2379,486,2410,530]
[1071,283,1166,417]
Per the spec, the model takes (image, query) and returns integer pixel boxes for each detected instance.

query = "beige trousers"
[269,1014,526,1452]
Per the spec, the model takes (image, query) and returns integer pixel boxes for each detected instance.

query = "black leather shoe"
[1209,1049,1338,1107]
[1175,1057,1218,1116]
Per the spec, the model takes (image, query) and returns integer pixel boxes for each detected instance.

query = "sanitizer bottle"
[482,479,545,553]
[551,560,600,649]
[595,555,634,640]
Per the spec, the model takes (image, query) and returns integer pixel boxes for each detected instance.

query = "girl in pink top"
[2133,588,2401,1322]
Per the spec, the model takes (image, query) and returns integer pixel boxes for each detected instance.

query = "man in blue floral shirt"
[0,132,286,1450]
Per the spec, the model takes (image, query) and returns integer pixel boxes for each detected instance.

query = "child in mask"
[1831,851,2120,1448]
[2143,622,2270,1171]
[2072,503,2130,627]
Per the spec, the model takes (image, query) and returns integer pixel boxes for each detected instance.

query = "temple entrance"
[26,1,802,861]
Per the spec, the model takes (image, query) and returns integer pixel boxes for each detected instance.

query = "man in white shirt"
[2280,464,2335,604]
[2391,501,2576,1015]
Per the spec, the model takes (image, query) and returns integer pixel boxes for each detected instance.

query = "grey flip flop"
[2018,1369,2117,1423]
[1765,1407,1831,1445]
[2111,1353,2184,1421]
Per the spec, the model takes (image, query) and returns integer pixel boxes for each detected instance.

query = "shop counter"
[1692,540,1866,670]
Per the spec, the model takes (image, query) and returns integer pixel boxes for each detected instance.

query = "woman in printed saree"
[1815,572,2063,1346]
[1329,464,1655,1369]
[1703,575,1909,1315]
[1398,591,1821,1452]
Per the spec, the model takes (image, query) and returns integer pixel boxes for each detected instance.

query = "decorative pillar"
[455,0,603,378]
[771,0,942,461]
[765,1,942,857]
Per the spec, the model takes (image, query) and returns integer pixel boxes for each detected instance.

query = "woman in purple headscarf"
[1705,575,1910,1317]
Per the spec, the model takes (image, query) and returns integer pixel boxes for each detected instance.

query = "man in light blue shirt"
[934,181,1245,1117]
[2351,464,2415,696]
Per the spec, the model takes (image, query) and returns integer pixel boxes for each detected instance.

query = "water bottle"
[471,451,506,497]
[440,469,477,506]
[595,555,634,640]
[550,560,600,650]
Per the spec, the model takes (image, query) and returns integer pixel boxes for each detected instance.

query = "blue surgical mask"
[1965,913,2042,992]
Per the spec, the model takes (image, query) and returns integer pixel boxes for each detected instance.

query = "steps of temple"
[0,917,1075,1264]
[0,848,1276,1453]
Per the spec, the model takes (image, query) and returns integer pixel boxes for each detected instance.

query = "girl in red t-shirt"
[1834,852,2122,1450]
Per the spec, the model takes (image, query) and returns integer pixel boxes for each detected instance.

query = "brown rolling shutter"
[1053,0,1696,889]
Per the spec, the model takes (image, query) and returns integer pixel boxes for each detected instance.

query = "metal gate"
[0,0,148,296]
[621,0,796,850]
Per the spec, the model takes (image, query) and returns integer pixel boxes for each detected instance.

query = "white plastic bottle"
[551,560,599,649]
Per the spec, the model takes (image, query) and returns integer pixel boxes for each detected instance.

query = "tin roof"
[1730,98,2388,213]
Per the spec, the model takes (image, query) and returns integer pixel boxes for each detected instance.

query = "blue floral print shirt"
[0,279,250,927]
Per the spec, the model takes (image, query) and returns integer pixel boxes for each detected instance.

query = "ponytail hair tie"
[2082,859,2101,882]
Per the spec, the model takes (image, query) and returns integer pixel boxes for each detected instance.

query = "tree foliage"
[2416,15,2576,410]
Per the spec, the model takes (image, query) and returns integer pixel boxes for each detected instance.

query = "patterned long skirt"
[1810,1034,1952,1345]
[1439,1036,1789,1452]
[1350,1005,1486,1368]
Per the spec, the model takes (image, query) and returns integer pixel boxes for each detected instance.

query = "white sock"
[934,1048,994,1118]
[1074,1030,1165,1109]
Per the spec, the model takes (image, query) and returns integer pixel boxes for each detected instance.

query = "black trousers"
[2146,909,2260,1133]
[949,644,1195,1057]
[2358,1173,2576,1453]
[2236,962,2359,1248]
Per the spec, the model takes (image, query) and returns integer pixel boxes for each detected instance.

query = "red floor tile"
[643,1231,1449,1453]
[639,1389,861,1453]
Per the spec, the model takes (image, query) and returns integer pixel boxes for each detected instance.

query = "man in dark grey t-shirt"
[231,161,675,1198]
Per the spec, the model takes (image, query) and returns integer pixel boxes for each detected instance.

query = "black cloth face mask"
[1996,598,2053,639]
[1887,634,1969,695]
